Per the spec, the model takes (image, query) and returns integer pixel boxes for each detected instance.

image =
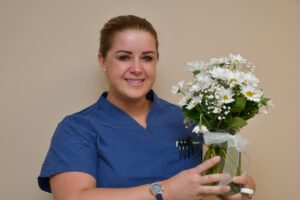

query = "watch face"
[151,183,162,194]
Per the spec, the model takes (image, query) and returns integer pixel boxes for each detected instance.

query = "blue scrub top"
[38,90,203,192]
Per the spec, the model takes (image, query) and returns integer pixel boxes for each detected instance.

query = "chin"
[123,89,150,100]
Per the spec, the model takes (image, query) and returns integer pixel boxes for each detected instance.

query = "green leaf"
[193,70,201,75]
[182,107,199,122]
[260,97,270,105]
[225,117,247,129]
[231,96,247,112]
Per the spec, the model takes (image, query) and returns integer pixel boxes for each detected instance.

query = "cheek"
[144,63,156,76]
[149,67,157,78]
[152,70,157,78]
[105,62,126,78]
[106,69,122,80]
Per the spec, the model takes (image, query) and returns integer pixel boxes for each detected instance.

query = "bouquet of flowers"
[172,54,273,194]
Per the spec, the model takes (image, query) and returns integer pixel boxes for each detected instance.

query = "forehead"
[110,30,157,52]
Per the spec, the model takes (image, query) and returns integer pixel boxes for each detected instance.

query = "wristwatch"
[150,182,163,200]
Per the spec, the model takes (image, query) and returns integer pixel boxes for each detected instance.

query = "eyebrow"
[115,50,156,55]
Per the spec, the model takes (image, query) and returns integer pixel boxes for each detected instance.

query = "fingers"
[194,156,221,174]
[200,185,230,195]
[191,158,256,199]
[200,174,222,185]
[220,193,244,200]
[200,173,230,185]
[232,176,248,185]
[231,175,256,200]
[233,175,256,190]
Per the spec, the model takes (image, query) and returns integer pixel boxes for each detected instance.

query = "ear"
[98,53,106,72]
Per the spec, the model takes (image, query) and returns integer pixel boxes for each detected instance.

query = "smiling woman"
[98,30,158,121]
[37,15,255,200]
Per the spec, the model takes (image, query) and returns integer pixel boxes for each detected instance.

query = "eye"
[142,55,154,62]
[118,55,131,61]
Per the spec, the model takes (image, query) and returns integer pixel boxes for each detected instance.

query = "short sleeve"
[38,116,97,192]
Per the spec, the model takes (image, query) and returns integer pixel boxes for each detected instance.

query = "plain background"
[1,0,299,199]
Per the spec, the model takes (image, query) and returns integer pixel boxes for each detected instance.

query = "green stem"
[217,119,222,130]
[204,143,241,195]
[199,113,202,126]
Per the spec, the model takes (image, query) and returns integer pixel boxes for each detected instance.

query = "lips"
[125,78,145,86]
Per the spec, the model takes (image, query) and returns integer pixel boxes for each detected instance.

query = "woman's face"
[99,30,157,103]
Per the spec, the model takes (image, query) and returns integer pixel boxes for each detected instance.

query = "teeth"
[126,79,143,83]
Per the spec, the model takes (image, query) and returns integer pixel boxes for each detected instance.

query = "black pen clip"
[176,136,195,159]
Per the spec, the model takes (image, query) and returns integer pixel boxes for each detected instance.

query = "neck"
[106,92,152,128]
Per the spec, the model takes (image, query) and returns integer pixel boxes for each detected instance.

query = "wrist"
[149,182,163,200]
[150,180,171,200]
[160,180,171,200]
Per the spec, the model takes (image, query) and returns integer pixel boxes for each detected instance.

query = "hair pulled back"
[99,15,159,58]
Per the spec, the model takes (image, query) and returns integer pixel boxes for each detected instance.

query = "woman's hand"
[219,175,256,200]
[162,156,231,200]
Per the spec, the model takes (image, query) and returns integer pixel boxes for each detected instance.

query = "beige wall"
[1,0,299,199]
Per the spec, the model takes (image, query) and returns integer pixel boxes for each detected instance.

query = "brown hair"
[99,15,159,58]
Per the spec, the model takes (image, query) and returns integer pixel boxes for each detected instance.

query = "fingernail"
[225,186,231,191]
[233,177,238,182]
[215,156,221,161]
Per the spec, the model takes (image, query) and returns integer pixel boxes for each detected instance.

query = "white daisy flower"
[229,54,247,64]
[192,125,200,134]
[210,56,228,66]
[225,71,243,87]
[189,82,202,93]
[186,61,207,72]
[170,85,179,94]
[242,72,259,87]
[178,96,188,107]
[192,125,209,134]
[186,96,202,110]
[210,67,228,80]
[241,86,263,102]
[195,74,214,89]
[219,88,234,104]
[171,80,185,94]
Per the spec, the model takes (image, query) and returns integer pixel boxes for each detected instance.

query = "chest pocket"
[161,135,203,177]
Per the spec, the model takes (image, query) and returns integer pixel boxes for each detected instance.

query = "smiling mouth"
[125,78,145,85]
[125,79,144,82]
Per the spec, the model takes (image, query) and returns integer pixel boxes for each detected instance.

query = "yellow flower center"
[230,78,237,83]
[246,91,254,97]
[223,95,228,100]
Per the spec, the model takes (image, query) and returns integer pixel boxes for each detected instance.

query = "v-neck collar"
[96,90,164,131]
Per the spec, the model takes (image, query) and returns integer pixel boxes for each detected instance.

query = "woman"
[38,15,255,200]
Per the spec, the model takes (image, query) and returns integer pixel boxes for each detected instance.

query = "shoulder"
[152,94,185,124]
[52,102,101,142]
[60,103,96,125]
[151,90,181,111]
[157,97,182,113]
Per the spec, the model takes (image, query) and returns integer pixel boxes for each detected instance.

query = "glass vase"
[203,141,242,195]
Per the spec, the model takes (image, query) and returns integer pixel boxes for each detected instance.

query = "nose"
[129,58,143,74]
